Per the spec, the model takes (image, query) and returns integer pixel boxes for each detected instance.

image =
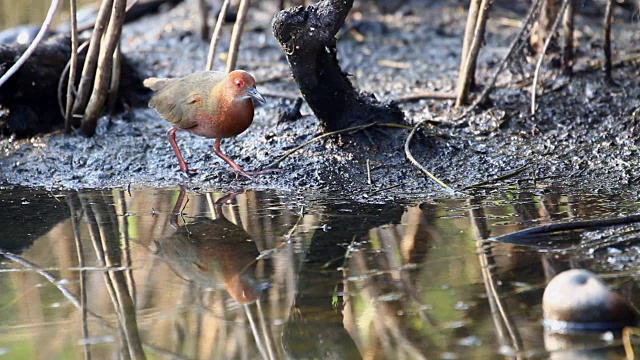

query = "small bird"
[154,188,267,304]
[144,70,277,178]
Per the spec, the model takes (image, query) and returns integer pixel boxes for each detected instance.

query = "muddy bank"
[1,0,639,200]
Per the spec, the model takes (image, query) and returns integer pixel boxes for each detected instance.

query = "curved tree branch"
[0,0,60,89]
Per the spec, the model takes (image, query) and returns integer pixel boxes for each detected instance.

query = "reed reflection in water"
[0,187,639,358]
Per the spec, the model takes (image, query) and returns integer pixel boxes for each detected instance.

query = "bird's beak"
[247,86,266,104]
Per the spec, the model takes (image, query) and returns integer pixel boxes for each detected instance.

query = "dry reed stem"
[64,0,79,133]
[603,0,614,82]
[531,0,571,114]
[456,0,544,121]
[455,0,492,107]
[226,0,250,72]
[206,0,232,71]
[81,0,127,135]
[72,0,114,121]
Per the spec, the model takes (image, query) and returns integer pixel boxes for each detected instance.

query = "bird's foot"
[176,168,199,177]
[233,169,253,180]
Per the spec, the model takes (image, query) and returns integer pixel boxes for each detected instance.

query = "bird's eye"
[235,79,244,87]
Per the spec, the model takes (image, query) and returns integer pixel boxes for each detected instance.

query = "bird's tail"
[143,77,171,91]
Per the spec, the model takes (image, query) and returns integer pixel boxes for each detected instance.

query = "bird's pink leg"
[213,139,280,178]
[167,127,197,175]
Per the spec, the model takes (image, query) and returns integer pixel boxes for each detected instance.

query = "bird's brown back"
[144,71,227,130]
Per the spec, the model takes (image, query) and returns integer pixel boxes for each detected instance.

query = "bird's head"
[225,70,266,105]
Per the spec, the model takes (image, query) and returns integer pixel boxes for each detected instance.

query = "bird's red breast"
[144,70,259,139]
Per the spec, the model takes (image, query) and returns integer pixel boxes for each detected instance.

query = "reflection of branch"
[376,228,436,327]
[67,193,91,360]
[115,189,137,302]
[349,251,428,360]
[245,304,269,359]
[80,192,146,359]
[256,300,276,360]
[257,205,305,260]
[468,198,523,354]
[0,233,185,359]
[0,249,83,308]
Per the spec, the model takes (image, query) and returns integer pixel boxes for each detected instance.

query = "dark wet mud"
[1,0,639,199]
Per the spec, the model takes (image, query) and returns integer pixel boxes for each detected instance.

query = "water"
[0,186,639,359]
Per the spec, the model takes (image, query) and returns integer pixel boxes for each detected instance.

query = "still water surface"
[0,186,639,359]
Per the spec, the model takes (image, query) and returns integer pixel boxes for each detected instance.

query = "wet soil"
[1,0,639,200]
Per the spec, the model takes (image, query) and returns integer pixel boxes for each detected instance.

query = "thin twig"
[285,206,304,240]
[561,0,575,74]
[463,164,530,189]
[226,0,250,72]
[531,0,571,114]
[267,123,376,168]
[603,0,614,82]
[206,0,232,71]
[404,119,453,191]
[377,122,414,130]
[0,0,61,88]
[64,0,79,133]
[58,40,90,119]
[394,91,456,102]
[267,122,413,168]
[257,205,304,261]
[457,0,544,120]
[107,43,122,116]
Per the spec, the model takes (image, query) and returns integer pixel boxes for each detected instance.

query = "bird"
[153,188,267,304]
[143,70,278,178]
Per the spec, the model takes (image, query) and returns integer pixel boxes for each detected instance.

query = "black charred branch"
[272,0,404,132]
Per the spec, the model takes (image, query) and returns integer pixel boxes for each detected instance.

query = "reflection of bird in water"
[153,188,267,304]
